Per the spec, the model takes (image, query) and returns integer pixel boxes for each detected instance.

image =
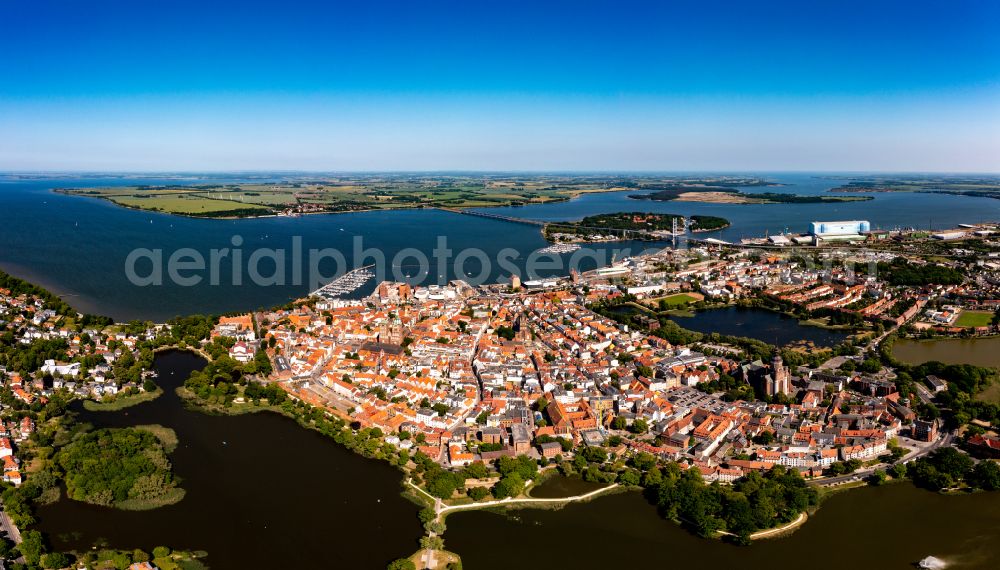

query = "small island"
[54,427,184,510]
[544,212,730,242]
[629,185,873,204]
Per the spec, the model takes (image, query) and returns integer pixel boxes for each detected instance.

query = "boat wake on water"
[918,555,946,569]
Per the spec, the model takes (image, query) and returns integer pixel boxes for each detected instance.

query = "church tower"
[771,354,790,396]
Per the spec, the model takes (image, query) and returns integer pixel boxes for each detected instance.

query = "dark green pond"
[447,482,1000,570]
[35,350,422,569]
[893,337,1000,368]
[671,306,850,347]
[32,351,1000,570]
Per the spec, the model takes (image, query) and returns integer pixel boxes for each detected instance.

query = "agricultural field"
[110,194,272,216]
[58,180,588,217]
[955,310,994,328]
[55,174,770,218]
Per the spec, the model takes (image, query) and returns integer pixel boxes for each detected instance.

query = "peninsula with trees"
[544,212,730,242]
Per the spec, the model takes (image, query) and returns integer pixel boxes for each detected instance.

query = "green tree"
[495,326,516,341]
[41,552,71,569]
[425,468,464,499]
[618,469,641,486]
[968,460,1000,491]
[910,447,974,490]
[54,428,176,507]
[867,469,888,486]
[492,473,524,499]
[462,461,489,480]
[16,530,45,565]
[467,486,490,501]
[425,520,446,534]
[889,463,908,479]
[580,446,608,464]
[630,419,649,434]
[420,536,444,550]
[857,358,882,374]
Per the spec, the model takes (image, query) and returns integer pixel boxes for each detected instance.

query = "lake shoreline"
[38,349,423,568]
[669,304,853,347]
[892,335,1000,368]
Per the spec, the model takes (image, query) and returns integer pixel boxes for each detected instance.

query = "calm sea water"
[474,172,1000,240]
[0,173,997,321]
[0,176,659,321]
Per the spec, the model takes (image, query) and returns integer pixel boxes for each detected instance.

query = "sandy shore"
[672,191,760,204]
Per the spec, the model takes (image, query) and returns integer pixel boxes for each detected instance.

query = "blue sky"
[1,0,998,171]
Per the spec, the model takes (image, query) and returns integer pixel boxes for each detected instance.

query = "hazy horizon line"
[3,169,999,176]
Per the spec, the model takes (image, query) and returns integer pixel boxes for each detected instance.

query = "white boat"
[918,556,946,569]
[311,268,375,299]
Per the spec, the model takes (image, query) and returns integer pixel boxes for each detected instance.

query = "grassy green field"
[655,293,699,308]
[111,194,271,215]
[222,190,300,205]
[956,310,994,328]
[976,381,1000,404]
